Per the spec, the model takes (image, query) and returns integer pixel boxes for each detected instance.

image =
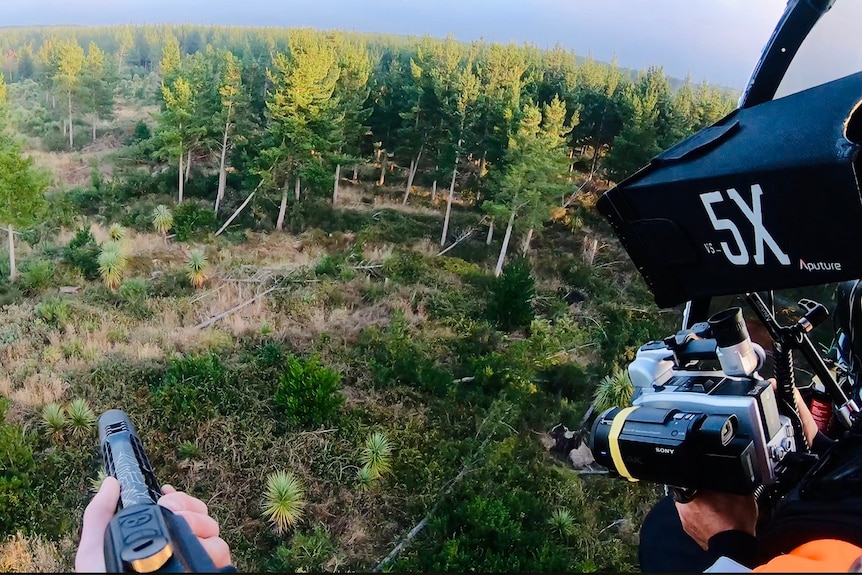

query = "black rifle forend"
[98,409,224,573]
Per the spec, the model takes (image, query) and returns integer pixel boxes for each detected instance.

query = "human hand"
[768,378,819,446]
[75,476,120,572]
[158,484,232,569]
[75,478,232,572]
[675,490,757,550]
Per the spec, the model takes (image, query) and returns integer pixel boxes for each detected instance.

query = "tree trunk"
[486,219,494,245]
[276,180,290,232]
[294,176,301,201]
[62,119,67,137]
[184,149,192,183]
[431,180,437,203]
[377,154,386,186]
[440,166,457,246]
[52,94,55,109]
[67,90,74,148]
[177,144,185,203]
[7,225,17,282]
[521,227,534,255]
[402,148,423,205]
[402,159,415,205]
[352,164,358,183]
[92,116,97,142]
[215,119,231,214]
[479,150,487,178]
[494,211,516,277]
[333,164,341,205]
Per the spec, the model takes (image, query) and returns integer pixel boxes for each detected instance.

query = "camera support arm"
[745,292,860,431]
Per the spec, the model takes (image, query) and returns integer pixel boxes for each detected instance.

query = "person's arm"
[75,477,232,572]
[675,382,823,568]
[675,490,758,563]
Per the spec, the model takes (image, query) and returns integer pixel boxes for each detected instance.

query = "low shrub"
[0,398,36,538]
[172,201,216,242]
[0,283,22,307]
[116,278,150,317]
[149,270,195,298]
[273,355,344,429]
[487,257,535,332]
[382,249,431,285]
[62,229,100,280]
[357,313,453,394]
[151,353,226,427]
[36,298,71,327]
[266,525,339,572]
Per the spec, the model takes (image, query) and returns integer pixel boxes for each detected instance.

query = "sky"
[0,0,797,88]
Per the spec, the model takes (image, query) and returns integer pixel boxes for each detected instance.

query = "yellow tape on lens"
[608,406,639,483]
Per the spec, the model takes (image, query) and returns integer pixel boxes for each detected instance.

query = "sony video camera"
[589,307,797,494]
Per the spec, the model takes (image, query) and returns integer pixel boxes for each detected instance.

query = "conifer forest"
[0,24,738,571]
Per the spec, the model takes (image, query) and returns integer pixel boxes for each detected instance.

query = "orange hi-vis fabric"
[754,539,862,572]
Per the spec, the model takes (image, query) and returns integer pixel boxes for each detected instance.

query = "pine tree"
[158,76,194,203]
[485,99,571,276]
[262,32,343,231]
[82,42,114,142]
[214,50,245,214]
[0,75,48,281]
[53,39,85,148]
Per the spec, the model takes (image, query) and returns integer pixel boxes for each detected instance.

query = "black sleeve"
[811,430,835,455]
[706,530,758,568]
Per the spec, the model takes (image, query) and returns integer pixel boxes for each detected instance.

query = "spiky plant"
[549,508,575,538]
[108,223,126,241]
[356,464,375,491]
[67,398,96,438]
[152,205,174,243]
[262,471,306,534]
[98,242,127,290]
[360,432,392,479]
[186,249,209,289]
[593,369,634,413]
[89,469,108,493]
[41,402,67,440]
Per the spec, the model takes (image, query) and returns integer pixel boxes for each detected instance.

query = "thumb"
[76,476,120,572]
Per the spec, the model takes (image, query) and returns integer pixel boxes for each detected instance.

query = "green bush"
[63,228,100,280]
[36,297,71,326]
[487,257,536,332]
[0,398,36,538]
[152,353,227,427]
[117,278,150,317]
[149,269,195,298]
[172,201,216,242]
[0,282,22,307]
[382,249,431,285]
[66,187,104,217]
[357,314,452,394]
[152,352,271,429]
[314,254,342,278]
[129,120,152,144]
[273,355,344,429]
[266,525,339,572]
[19,259,54,294]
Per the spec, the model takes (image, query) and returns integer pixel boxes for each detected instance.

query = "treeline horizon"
[1,23,737,272]
[0,23,736,92]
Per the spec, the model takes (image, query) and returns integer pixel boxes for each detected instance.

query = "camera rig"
[587,0,862,499]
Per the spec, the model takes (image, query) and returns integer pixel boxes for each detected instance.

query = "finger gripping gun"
[99,409,222,573]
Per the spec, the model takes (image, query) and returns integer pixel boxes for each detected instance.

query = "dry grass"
[0,533,70,573]
[333,180,446,216]
[0,373,69,408]
[27,147,114,190]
